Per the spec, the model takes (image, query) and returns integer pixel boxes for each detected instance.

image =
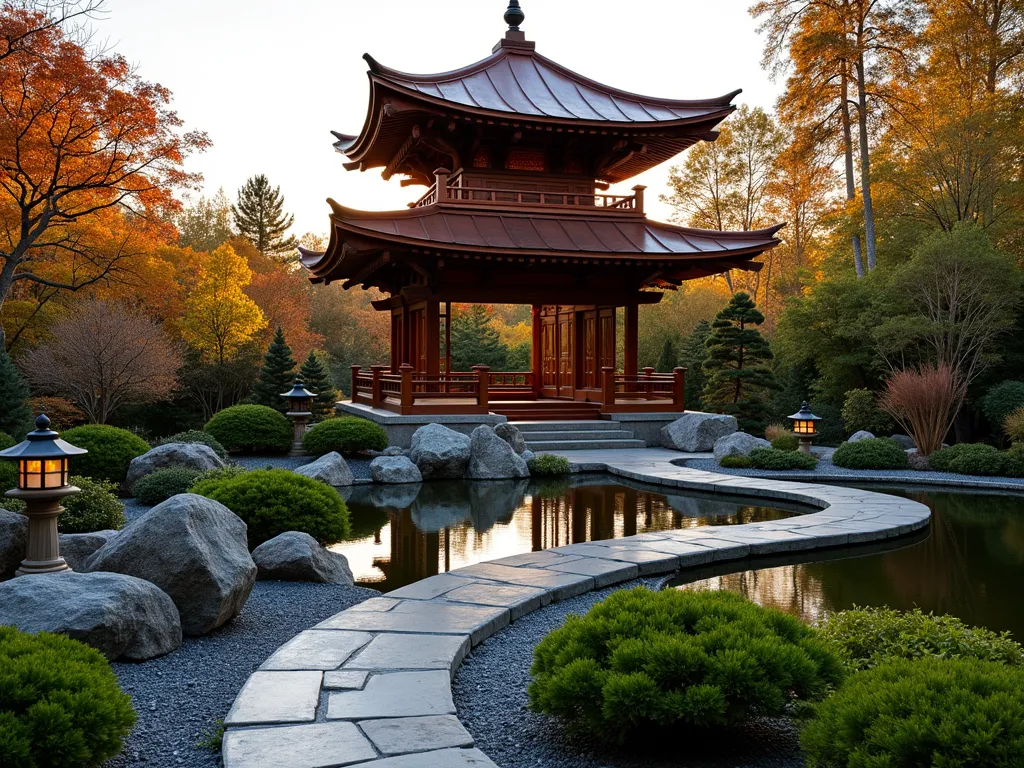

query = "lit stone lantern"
[788,402,822,454]
[0,412,87,576]
[282,379,317,457]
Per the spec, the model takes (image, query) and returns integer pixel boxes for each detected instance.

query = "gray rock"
[59,530,118,572]
[494,423,527,455]
[410,424,472,480]
[294,452,354,487]
[370,456,423,484]
[252,532,354,584]
[125,443,225,491]
[713,432,771,462]
[907,450,932,472]
[88,494,256,636]
[0,571,181,661]
[467,426,529,480]
[0,508,28,578]
[848,430,875,442]
[383,446,408,457]
[890,434,916,450]
[522,449,535,463]
[661,412,738,452]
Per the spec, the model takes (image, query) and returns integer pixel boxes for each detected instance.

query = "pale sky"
[100,0,783,237]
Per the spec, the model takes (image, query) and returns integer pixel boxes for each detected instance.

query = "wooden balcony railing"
[600,367,686,413]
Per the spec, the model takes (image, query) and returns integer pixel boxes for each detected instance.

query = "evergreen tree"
[0,344,31,436]
[250,328,297,413]
[299,350,337,419]
[232,175,298,258]
[680,320,711,410]
[451,305,508,371]
[656,337,679,373]
[701,294,777,431]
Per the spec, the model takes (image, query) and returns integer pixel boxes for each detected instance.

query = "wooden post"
[370,365,387,409]
[531,305,542,396]
[642,366,654,399]
[632,184,646,213]
[434,168,450,202]
[426,299,441,377]
[601,366,616,409]
[350,365,361,402]
[473,365,490,411]
[400,363,414,412]
[624,303,639,377]
[673,367,687,411]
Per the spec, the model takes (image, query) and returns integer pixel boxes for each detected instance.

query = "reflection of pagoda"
[302,2,782,421]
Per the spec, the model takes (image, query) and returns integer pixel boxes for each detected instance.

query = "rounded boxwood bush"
[749,447,818,470]
[929,443,1006,476]
[719,454,754,469]
[801,658,1024,768]
[0,626,137,767]
[132,467,204,506]
[62,425,151,484]
[204,405,292,454]
[818,607,1024,672]
[831,437,908,470]
[156,430,227,459]
[527,454,571,476]
[302,417,387,456]
[528,588,843,743]
[59,476,126,533]
[192,468,350,548]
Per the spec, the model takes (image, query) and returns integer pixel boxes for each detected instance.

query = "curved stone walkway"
[220,449,931,768]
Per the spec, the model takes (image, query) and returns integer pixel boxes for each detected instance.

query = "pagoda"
[301,2,782,423]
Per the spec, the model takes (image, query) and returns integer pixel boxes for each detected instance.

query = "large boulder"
[468,425,530,480]
[0,571,181,661]
[60,530,118,572]
[125,442,225,491]
[890,434,916,450]
[848,430,875,443]
[713,432,771,462]
[87,494,256,636]
[0,508,28,579]
[410,424,472,480]
[660,412,739,452]
[294,452,354,487]
[370,455,423,484]
[494,423,527,455]
[252,532,354,584]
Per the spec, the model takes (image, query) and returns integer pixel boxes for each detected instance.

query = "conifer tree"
[656,337,679,373]
[0,345,31,436]
[680,320,711,411]
[250,328,296,413]
[451,305,508,371]
[299,351,337,419]
[701,294,777,431]
[232,175,298,258]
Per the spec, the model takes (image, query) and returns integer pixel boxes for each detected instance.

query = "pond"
[330,475,811,592]
[670,487,1024,640]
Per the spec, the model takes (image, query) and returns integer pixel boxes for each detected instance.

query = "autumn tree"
[0,1,105,62]
[177,189,234,252]
[21,300,180,423]
[232,175,297,258]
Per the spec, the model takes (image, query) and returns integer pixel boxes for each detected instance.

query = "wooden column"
[425,299,441,376]
[531,305,542,395]
[673,367,687,411]
[473,365,490,411]
[624,303,639,376]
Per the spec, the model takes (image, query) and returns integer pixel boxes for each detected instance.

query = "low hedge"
[749,447,818,470]
[204,405,292,454]
[527,454,571,476]
[132,467,204,506]
[719,454,753,469]
[801,658,1024,768]
[818,607,1024,672]
[302,417,387,456]
[62,425,151,484]
[528,588,843,743]
[192,468,350,548]
[929,443,1009,476]
[59,476,126,533]
[155,430,227,459]
[831,437,908,470]
[0,626,137,767]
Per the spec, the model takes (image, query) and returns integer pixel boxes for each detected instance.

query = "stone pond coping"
[221,448,931,768]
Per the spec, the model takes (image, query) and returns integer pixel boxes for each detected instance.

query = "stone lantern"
[281,379,317,457]
[788,402,822,454]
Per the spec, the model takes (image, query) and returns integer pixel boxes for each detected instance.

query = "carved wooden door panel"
[540,313,558,396]
[558,308,574,398]
[581,311,597,389]
[599,308,616,372]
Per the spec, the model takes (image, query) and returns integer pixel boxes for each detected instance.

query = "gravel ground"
[104,580,378,768]
[454,578,805,768]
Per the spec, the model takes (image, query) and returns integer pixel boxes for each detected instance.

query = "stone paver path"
[222,449,930,767]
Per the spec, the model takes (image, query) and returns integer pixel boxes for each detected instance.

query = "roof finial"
[504,0,524,31]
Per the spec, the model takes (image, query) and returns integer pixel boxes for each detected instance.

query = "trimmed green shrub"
[1005,443,1024,477]
[719,454,754,469]
[192,468,349,547]
[831,437,909,470]
[929,443,1007,476]
[981,380,1024,429]
[749,447,818,470]
[529,588,843,742]
[527,454,571,476]
[190,464,248,487]
[770,434,799,451]
[132,468,204,506]
[59,476,126,533]
[818,607,1024,672]
[841,388,893,436]
[204,405,292,454]
[302,417,387,456]
[62,425,150,484]
[801,658,1024,768]
[156,430,227,459]
[0,626,137,767]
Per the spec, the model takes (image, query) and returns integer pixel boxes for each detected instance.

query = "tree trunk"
[855,50,877,271]
[840,66,865,278]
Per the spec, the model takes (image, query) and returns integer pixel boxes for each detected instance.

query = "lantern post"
[281,379,317,457]
[788,402,822,454]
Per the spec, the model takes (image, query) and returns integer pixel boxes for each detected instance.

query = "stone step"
[517,429,635,441]
[510,420,616,432]
[526,439,647,451]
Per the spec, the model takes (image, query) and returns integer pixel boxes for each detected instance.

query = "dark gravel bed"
[104,580,378,768]
[453,579,805,768]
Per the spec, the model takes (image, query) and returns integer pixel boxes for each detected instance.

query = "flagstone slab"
[327,670,454,719]
[317,600,508,646]
[225,671,323,726]
[222,722,376,768]
[352,748,498,767]
[387,574,476,600]
[490,550,584,567]
[441,582,550,619]
[359,715,474,755]
[260,630,373,671]
[544,557,638,588]
[323,670,369,690]
[450,562,594,600]
[346,633,470,677]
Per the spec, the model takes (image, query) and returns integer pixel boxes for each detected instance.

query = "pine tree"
[656,337,679,373]
[451,305,508,371]
[680,320,711,411]
[0,345,31,437]
[250,328,297,413]
[701,294,777,431]
[299,351,337,419]
[232,175,298,258]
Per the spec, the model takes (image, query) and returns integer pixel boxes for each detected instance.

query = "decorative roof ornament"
[504,0,525,31]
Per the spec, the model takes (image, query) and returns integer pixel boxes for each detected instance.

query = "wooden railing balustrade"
[600,367,686,413]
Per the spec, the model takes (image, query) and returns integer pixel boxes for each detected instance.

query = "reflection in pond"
[331,475,808,592]
[672,488,1024,640]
